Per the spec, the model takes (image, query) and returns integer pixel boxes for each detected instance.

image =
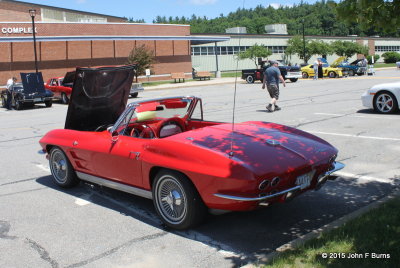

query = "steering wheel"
[158,118,184,138]
[130,124,155,139]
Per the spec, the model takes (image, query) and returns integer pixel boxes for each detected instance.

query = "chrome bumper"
[213,162,345,202]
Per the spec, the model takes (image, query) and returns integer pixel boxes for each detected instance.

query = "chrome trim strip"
[214,185,302,201]
[76,171,152,199]
[214,162,345,202]
[325,161,345,176]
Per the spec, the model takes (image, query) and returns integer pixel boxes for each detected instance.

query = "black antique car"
[242,59,302,84]
[1,72,53,110]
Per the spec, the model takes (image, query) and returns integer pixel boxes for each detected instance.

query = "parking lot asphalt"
[1,68,400,267]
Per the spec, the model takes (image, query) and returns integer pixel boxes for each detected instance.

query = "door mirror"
[111,130,119,143]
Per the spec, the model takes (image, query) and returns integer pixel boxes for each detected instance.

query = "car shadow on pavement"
[356,109,378,114]
[35,175,399,267]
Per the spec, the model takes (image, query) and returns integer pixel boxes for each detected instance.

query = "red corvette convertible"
[39,65,344,229]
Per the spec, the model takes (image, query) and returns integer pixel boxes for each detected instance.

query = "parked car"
[1,72,53,110]
[46,71,143,104]
[45,71,75,104]
[337,58,367,76]
[130,82,144,98]
[301,64,343,78]
[242,59,302,84]
[39,65,344,229]
[361,81,400,113]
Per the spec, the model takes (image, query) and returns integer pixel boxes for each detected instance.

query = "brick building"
[0,0,227,83]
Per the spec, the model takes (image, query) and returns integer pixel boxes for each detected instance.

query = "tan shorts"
[267,84,279,100]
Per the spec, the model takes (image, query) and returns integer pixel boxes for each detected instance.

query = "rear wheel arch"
[149,166,205,202]
[149,167,194,189]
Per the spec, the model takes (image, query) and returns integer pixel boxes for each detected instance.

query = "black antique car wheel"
[373,92,398,114]
[130,92,138,98]
[328,71,336,78]
[49,147,79,187]
[14,100,22,110]
[246,75,254,84]
[45,100,53,107]
[153,170,206,229]
[302,72,309,78]
[348,69,355,76]
[1,96,6,108]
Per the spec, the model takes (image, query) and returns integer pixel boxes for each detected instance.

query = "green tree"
[335,0,400,33]
[127,45,156,82]
[308,39,334,57]
[237,44,272,68]
[285,36,312,63]
[330,40,368,59]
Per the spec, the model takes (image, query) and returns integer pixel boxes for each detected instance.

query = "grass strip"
[265,196,400,268]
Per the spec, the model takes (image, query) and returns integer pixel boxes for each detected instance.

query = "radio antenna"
[229,0,245,158]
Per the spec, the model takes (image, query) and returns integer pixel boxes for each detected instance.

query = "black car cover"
[64,64,136,131]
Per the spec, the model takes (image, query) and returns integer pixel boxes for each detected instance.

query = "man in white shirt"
[5,77,17,110]
[313,60,319,80]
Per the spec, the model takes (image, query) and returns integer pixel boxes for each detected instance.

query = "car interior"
[115,98,219,139]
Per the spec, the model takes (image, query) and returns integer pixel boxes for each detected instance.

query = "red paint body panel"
[40,99,339,212]
[45,77,72,98]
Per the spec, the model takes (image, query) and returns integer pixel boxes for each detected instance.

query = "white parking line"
[36,164,50,173]
[314,112,399,120]
[75,194,92,206]
[306,131,400,142]
[335,171,395,184]
[314,112,343,116]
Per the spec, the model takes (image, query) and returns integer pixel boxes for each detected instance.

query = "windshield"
[113,97,193,135]
[133,98,192,122]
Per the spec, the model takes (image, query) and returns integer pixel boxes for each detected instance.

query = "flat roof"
[0,35,230,45]
[2,0,126,20]
[192,33,400,41]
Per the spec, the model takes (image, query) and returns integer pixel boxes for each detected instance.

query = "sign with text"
[1,27,37,34]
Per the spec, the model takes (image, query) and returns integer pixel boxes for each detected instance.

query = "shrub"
[381,52,400,63]
[366,55,380,64]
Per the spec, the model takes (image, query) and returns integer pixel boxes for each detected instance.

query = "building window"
[41,8,107,23]
[192,47,200,55]
[375,46,400,52]
[190,45,287,56]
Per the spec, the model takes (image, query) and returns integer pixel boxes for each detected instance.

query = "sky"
[21,0,321,23]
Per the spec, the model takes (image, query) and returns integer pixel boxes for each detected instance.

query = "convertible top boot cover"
[65,64,136,131]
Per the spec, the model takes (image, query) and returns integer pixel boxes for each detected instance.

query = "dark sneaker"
[266,104,273,112]
[274,105,281,111]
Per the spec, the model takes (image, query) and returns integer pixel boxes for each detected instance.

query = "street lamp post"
[302,19,306,64]
[29,9,38,73]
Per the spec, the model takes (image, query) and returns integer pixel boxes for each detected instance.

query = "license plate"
[296,171,315,190]
[34,98,42,102]
[288,72,300,76]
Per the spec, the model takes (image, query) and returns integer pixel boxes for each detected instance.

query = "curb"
[243,186,400,267]
[143,77,239,92]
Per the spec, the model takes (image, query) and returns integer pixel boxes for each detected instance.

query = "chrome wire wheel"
[50,148,68,184]
[155,175,187,225]
[375,92,396,113]
[49,147,79,187]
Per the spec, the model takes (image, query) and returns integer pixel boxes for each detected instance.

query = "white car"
[361,81,400,113]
